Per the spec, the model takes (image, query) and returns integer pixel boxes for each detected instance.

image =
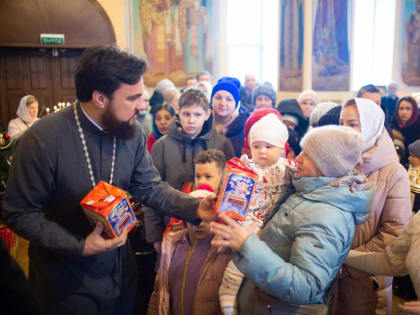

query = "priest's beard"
[102,108,139,140]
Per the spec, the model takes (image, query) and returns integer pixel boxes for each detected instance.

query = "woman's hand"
[399,301,420,314]
[210,213,256,252]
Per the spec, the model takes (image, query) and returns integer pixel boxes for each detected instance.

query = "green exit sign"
[40,34,65,45]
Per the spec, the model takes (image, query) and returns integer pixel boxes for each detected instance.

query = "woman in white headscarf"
[8,95,39,140]
[331,98,412,315]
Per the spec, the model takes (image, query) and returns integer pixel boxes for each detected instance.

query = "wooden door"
[51,49,82,105]
[0,48,83,128]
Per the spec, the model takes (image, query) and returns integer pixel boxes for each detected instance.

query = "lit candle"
[46,107,50,115]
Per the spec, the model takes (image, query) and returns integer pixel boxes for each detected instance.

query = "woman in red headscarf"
[391,96,420,165]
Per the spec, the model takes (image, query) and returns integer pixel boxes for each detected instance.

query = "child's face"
[155,109,173,135]
[187,221,211,240]
[409,153,420,167]
[179,105,210,138]
[195,161,223,192]
[251,140,285,167]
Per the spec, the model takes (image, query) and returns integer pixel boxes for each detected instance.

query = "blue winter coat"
[234,174,375,311]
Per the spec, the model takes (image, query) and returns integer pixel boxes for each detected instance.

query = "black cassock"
[2,105,200,315]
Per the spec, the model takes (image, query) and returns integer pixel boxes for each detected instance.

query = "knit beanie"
[242,108,283,156]
[300,125,364,177]
[298,89,320,105]
[252,82,276,106]
[317,106,342,127]
[210,77,241,108]
[408,139,420,157]
[310,101,338,127]
[249,113,289,148]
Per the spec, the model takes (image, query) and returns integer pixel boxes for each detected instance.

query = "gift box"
[81,181,137,239]
[216,158,259,221]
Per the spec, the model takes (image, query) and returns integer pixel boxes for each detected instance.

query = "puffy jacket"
[234,173,374,314]
[331,130,412,315]
[147,230,231,315]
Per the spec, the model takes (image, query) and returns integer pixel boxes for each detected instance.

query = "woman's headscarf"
[17,95,37,123]
[151,103,176,139]
[343,98,384,151]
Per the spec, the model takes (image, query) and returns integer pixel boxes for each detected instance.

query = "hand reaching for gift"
[210,213,256,252]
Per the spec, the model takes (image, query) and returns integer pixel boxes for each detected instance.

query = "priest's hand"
[196,194,218,222]
[83,222,128,256]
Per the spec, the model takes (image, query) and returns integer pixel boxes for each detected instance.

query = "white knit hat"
[300,125,364,177]
[249,113,289,148]
[298,89,320,105]
[155,78,175,94]
[310,101,338,127]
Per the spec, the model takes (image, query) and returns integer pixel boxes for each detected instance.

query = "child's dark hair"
[179,88,209,111]
[194,149,226,172]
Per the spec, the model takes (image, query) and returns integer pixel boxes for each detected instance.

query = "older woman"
[298,89,320,119]
[333,98,412,315]
[8,95,39,140]
[252,82,276,110]
[163,88,181,113]
[211,125,374,315]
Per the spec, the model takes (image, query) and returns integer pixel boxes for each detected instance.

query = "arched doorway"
[0,0,116,127]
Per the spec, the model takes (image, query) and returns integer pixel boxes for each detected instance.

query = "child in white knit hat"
[219,112,292,315]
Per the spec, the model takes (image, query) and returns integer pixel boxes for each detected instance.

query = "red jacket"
[147,133,158,153]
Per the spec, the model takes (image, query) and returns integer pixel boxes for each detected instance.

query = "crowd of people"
[1,46,420,315]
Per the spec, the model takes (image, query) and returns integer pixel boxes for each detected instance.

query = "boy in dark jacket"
[144,88,235,251]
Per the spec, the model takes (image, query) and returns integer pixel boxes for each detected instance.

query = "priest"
[2,46,216,315]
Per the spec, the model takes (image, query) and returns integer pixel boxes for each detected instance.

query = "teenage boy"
[144,88,234,251]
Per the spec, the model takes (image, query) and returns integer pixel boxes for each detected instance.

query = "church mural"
[132,0,214,86]
[279,0,304,92]
[312,0,351,91]
[401,0,420,86]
